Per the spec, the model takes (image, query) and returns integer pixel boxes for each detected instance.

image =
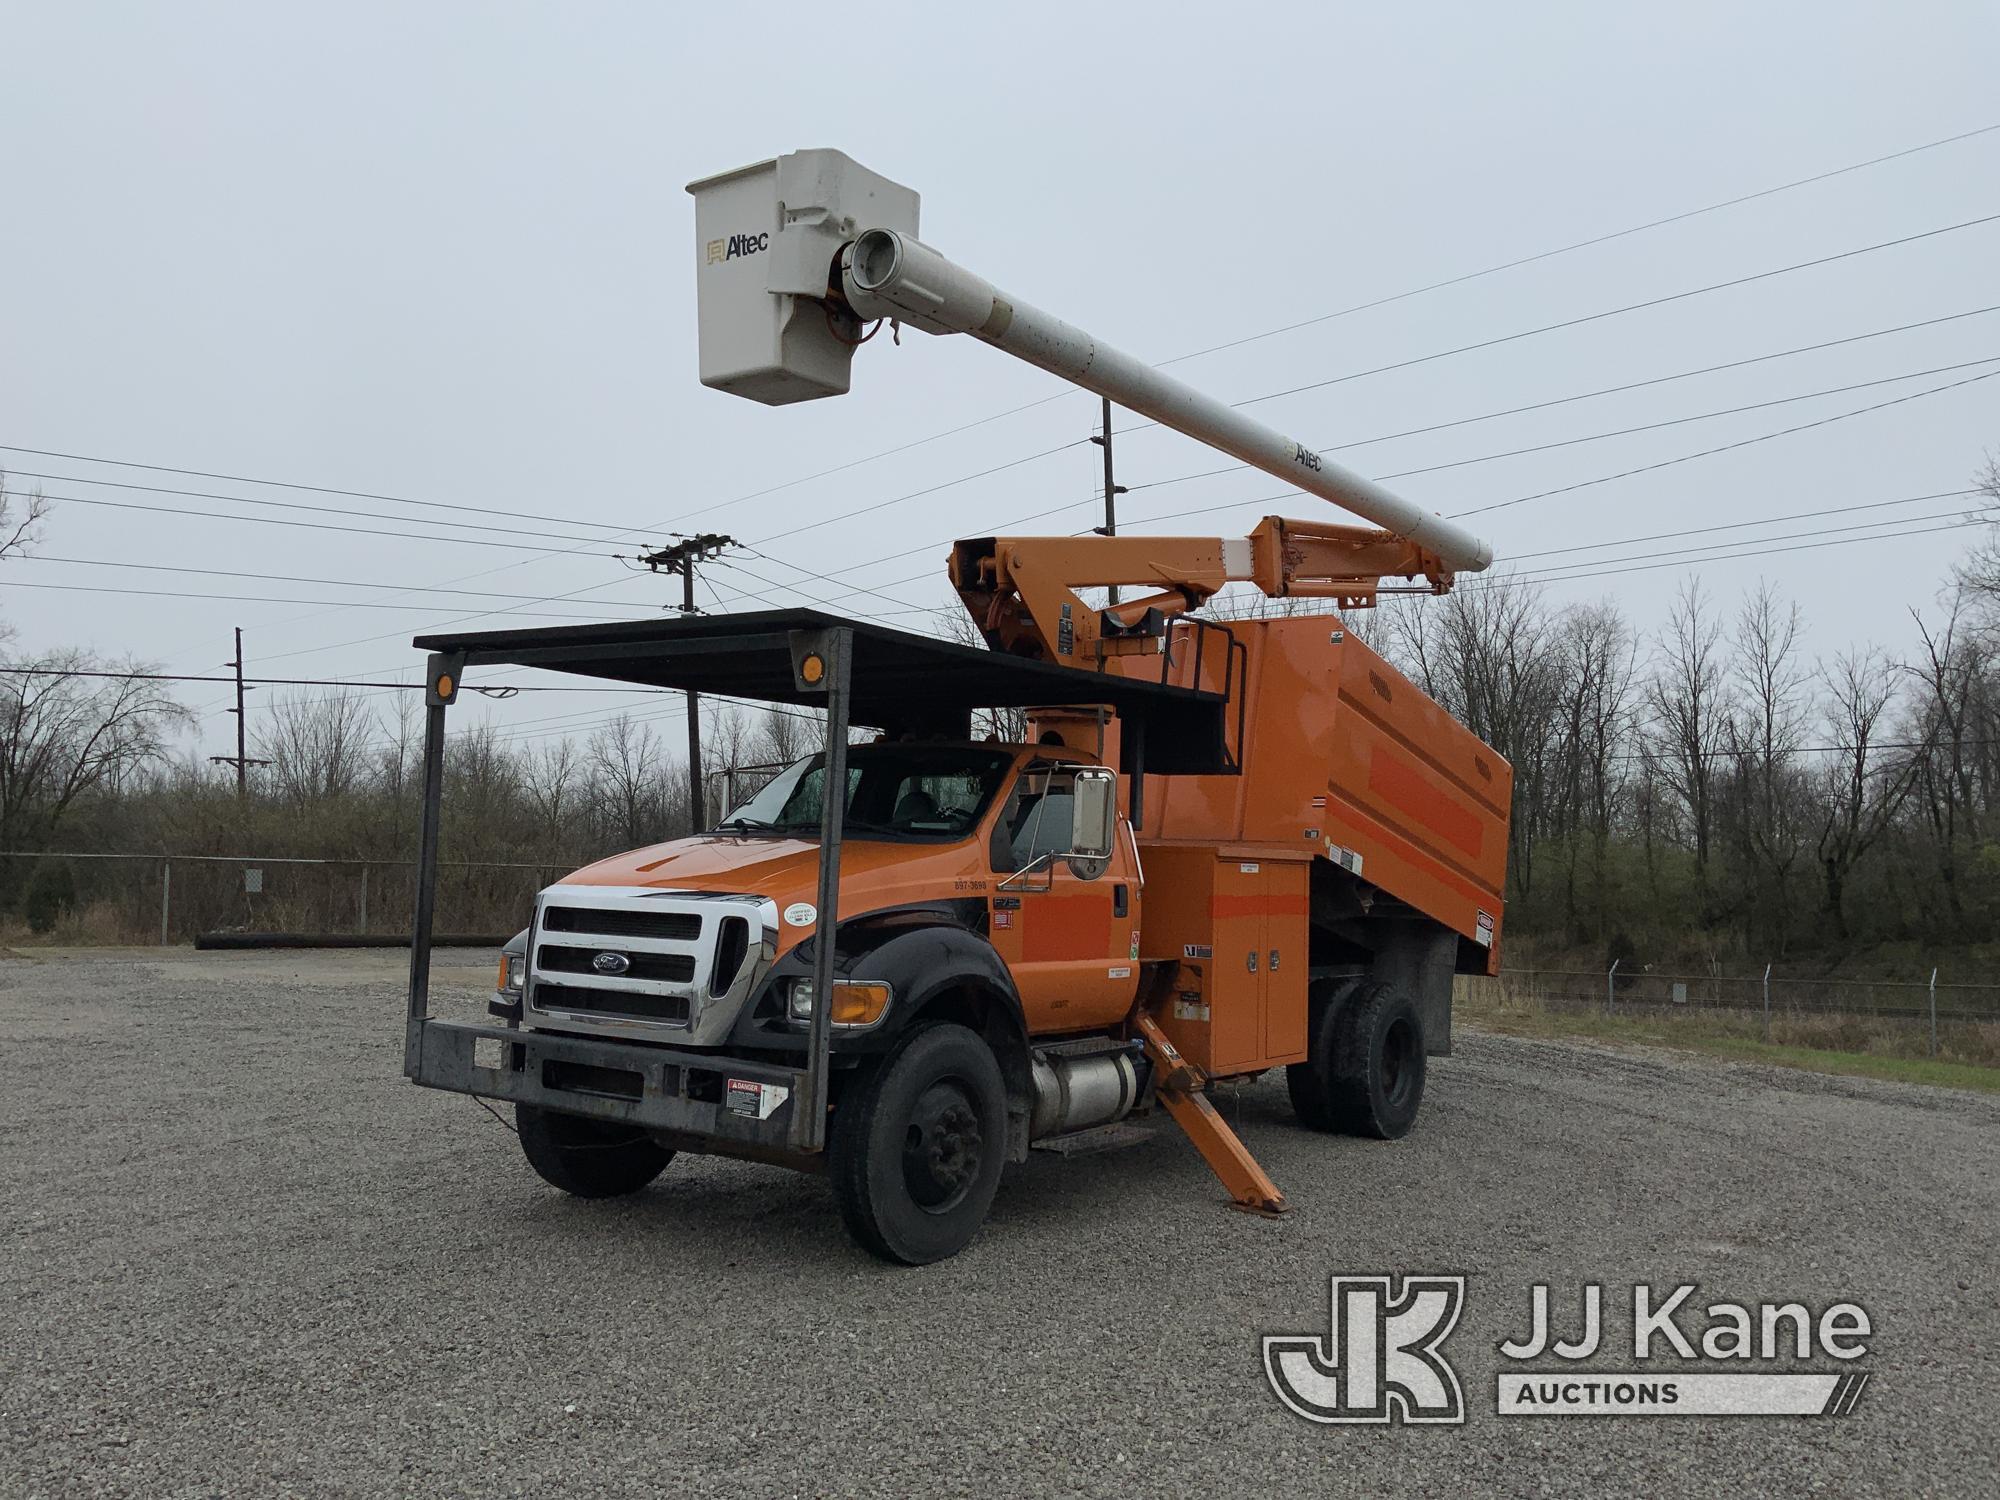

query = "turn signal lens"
[829,981,891,1026]
[786,978,891,1027]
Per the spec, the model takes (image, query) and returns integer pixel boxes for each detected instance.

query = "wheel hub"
[902,1081,984,1211]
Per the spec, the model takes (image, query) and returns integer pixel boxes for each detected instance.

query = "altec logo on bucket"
[1265,1277,1874,1424]
[704,231,770,265]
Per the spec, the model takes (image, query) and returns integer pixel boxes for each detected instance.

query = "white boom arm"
[840,228,1492,574]
[685,150,1491,573]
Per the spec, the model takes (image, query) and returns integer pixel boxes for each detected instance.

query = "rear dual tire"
[1287,979,1426,1139]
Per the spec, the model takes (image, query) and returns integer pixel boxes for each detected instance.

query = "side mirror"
[1066,767,1118,879]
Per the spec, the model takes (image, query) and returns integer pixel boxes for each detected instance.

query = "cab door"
[985,763,1140,1034]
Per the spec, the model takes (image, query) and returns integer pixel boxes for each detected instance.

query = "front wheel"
[829,1023,1007,1265]
[516,1103,675,1198]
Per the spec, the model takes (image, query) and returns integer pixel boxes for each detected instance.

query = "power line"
[0,460,639,536]
[1156,122,2000,367]
[1504,488,1981,562]
[0,665,677,695]
[0,578,670,620]
[1505,507,1985,581]
[1489,515,1989,588]
[21,486,639,556]
[12,553,673,609]
[1368,356,2000,483]
[1065,366,2000,539]
[1158,212,2000,422]
[1449,365,2000,518]
[1117,304,2000,497]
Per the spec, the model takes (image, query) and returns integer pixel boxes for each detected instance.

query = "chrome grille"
[525,885,777,1045]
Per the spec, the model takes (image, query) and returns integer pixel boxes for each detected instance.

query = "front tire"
[829,1023,1007,1265]
[1287,979,1426,1139]
[516,1103,674,1198]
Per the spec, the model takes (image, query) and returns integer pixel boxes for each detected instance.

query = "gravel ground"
[1,947,1995,1499]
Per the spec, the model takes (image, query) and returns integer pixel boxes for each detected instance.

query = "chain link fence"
[1462,964,2000,1059]
[0,850,561,946]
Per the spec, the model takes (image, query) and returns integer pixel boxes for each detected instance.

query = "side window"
[991,768,1087,874]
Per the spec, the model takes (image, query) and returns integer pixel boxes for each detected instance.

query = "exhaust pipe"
[843,228,1492,574]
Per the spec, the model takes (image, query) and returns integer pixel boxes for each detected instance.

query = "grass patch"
[1460,997,2000,1094]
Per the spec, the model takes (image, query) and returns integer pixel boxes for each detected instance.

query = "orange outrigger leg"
[1132,1013,1288,1218]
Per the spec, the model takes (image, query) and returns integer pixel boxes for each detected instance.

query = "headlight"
[787,978,891,1028]
[499,954,526,994]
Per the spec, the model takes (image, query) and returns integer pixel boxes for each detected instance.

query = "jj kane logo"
[705,230,770,265]
[1265,1277,1874,1425]
[1264,1276,1467,1424]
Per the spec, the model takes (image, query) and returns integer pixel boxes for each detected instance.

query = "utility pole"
[1090,397,1128,605]
[640,534,736,833]
[208,626,269,794]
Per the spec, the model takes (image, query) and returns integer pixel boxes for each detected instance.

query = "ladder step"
[1030,1120,1157,1156]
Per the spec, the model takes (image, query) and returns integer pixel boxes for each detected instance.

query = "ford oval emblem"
[592,951,631,976]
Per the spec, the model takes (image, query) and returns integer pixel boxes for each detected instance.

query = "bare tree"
[1812,649,1919,939]
[1957,451,2000,600]
[1550,601,1636,940]
[1722,581,1812,944]
[1905,591,1985,931]
[1382,578,1563,896]
[0,472,50,564]
[1646,578,1730,894]
[255,690,376,807]
[587,714,667,848]
[0,653,188,847]
[521,739,583,854]
[754,703,819,767]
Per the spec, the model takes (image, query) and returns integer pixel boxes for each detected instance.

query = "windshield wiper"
[714,816,783,834]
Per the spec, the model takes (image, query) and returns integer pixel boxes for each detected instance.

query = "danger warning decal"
[725,1078,790,1121]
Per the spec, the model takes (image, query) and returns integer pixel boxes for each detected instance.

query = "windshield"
[716,744,1016,843]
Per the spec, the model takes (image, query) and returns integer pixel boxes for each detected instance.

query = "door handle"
[1246,950,1258,973]
[1269,949,1280,971]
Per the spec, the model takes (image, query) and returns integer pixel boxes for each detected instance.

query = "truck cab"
[499,739,1143,1062]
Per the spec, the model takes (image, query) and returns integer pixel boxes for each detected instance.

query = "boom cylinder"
[842,228,1493,574]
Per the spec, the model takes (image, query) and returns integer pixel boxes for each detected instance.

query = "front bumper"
[407,1015,821,1161]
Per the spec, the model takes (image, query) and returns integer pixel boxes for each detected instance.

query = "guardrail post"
[1607,958,1619,1014]
[160,860,171,946]
[1929,967,1938,1058]
[358,865,369,935]
[1763,962,1771,1039]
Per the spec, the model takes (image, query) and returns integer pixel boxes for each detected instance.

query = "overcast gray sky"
[3,1,1997,759]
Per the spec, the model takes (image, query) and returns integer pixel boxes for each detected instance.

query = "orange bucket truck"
[399,152,1510,1263]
